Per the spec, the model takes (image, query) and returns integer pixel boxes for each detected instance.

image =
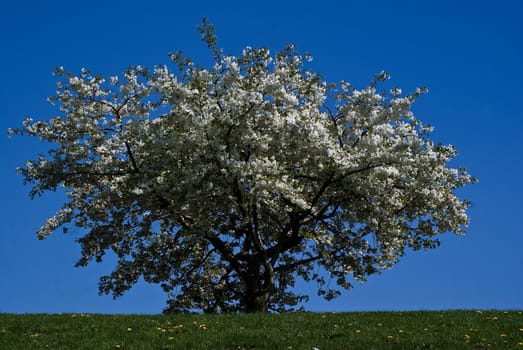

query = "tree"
[9,21,475,313]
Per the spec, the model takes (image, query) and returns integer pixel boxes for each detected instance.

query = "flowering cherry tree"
[10,21,475,313]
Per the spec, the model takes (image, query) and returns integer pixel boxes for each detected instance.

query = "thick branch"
[205,232,247,278]
[173,211,247,279]
[267,234,303,262]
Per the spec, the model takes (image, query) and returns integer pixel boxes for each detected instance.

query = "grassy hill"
[1,310,522,349]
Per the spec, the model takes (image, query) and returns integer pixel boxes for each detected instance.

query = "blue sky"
[1,0,522,314]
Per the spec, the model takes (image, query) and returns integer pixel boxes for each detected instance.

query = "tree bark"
[242,258,275,313]
[244,278,272,313]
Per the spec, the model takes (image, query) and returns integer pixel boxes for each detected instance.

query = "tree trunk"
[242,260,275,313]
[244,280,272,313]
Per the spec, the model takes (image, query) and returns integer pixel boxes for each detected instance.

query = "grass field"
[1,310,522,349]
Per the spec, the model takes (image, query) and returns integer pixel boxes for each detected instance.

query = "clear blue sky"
[1,0,522,314]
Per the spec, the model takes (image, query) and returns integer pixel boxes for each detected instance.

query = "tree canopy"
[9,21,475,313]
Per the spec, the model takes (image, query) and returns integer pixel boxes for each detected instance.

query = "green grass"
[1,311,522,349]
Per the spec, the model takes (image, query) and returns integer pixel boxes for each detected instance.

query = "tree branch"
[204,232,247,279]
[124,141,140,173]
[46,169,135,178]
[324,104,344,147]
[332,161,396,183]
[173,210,248,279]
[275,255,322,273]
